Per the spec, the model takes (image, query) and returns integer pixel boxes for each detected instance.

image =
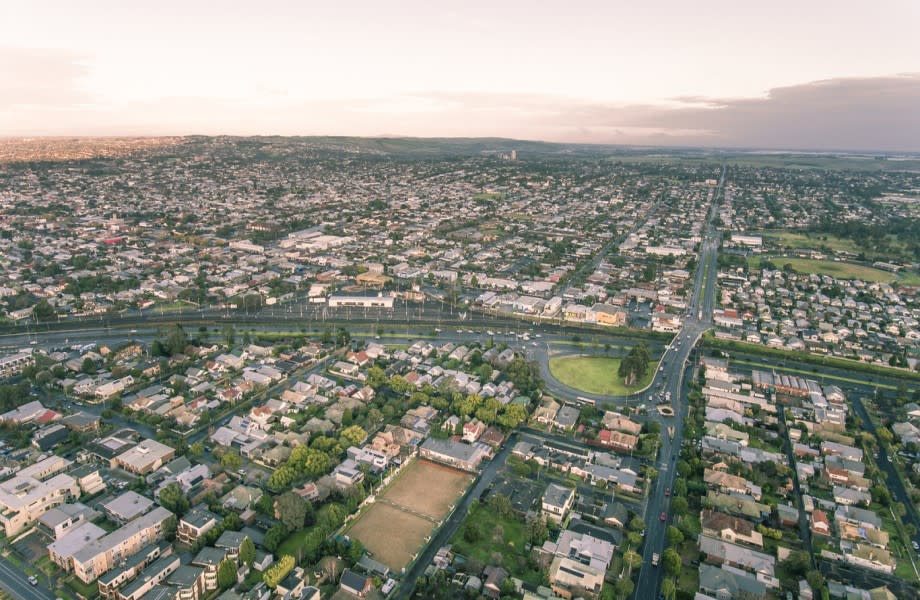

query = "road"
[634,166,723,599]
[0,556,55,600]
[395,434,518,599]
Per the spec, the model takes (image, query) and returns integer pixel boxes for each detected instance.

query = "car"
[651,552,660,566]
[664,487,671,497]
[28,576,38,586]
[237,469,247,475]
[913,541,919,551]
[659,511,667,521]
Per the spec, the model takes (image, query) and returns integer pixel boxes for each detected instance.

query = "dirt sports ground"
[347,459,473,571]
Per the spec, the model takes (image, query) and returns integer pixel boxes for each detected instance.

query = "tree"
[217,559,237,590]
[240,537,256,567]
[498,404,528,429]
[32,299,55,321]
[629,516,646,532]
[263,524,288,553]
[222,323,236,347]
[220,450,242,471]
[81,357,97,375]
[622,550,642,576]
[276,491,308,531]
[666,525,683,547]
[670,496,688,517]
[662,548,681,576]
[263,555,295,588]
[782,551,810,578]
[339,425,367,448]
[661,578,676,600]
[806,569,825,591]
[614,578,634,599]
[189,442,204,457]
[158,482,190,516]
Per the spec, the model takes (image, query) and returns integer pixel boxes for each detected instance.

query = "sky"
[2,0,919,151]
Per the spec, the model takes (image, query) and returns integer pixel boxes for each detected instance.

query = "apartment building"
[0,456,80,536]
[68,506,173,583]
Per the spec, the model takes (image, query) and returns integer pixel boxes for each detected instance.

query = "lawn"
[451,503,543,584]
[548,355,655,395]
[748,256,898,283]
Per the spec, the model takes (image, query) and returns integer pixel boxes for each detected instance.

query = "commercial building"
[114,439,176,474]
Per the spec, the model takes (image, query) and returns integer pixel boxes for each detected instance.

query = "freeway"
[0,556,55,600]
[634,166,723,599]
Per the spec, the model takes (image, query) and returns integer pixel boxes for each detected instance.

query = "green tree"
[614,577,634,599]
[222,323,236,347]
[81,357,97,374]
[661,578,676,600]
[666,525,683,547]
[662,548,680,576]
[240,537,256,567]
[220,450,242,471]
[32,299,55,321]
[806,569,825,591]
[670,496,688,517]
[497,403,528,429]
[158,482,190,516]
[263,524,288,553]
[339,425,367,448]
[217,559,237,590]
[276,491,308,531]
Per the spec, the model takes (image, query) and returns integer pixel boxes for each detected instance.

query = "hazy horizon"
[3,1,919,152]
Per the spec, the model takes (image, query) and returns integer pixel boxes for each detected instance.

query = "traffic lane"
[0,557,55,600]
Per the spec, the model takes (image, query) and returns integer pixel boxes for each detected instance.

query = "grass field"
[382,460,472,518]
[548,355,655,395]
[347,502,433,571]
[347,459,472,571]
[760,230,910,260]
[748,256,898,283]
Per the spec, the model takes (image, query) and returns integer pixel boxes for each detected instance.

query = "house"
[698,564,766,600]
[811,509,831,536]
[552,406,580,431]
[463,419,486,443]
[698,535,775,576]
[700,510,764,548]
[419,438,490,472]
[339,569,372,597]
[548,556,604,599]
[178,505,221,545]
[542,483,575,523]
[542,529,615,571]
[482,565,509,599]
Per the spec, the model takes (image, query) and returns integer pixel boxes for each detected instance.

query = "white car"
[28,576,38,586]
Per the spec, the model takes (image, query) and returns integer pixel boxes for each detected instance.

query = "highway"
[634,167,723,599]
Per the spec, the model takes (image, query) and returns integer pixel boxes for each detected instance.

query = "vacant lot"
[347,502,433,572]
[549,355,654,395]
[383,460,472,519]
[748,256,897,283]
[347,459,472,571]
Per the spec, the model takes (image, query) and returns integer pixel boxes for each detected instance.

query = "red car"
[659,511,667,521]
[664,487,671,497]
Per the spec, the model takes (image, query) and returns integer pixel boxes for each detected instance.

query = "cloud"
[546,74,920,151]
[0,47,92,109]
[1,65,917,152]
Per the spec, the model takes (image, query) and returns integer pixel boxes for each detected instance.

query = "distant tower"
[510,150,517,161]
